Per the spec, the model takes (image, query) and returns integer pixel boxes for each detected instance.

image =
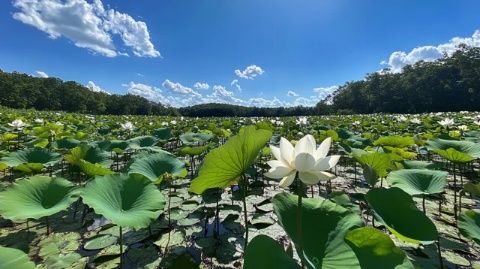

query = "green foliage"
[345,227,414,269]
[272,192,363,269]
[387,169,448,196]
[373,135,415,148]
[128,152,186,183]
[0,176,79,221]
[244,235,301,269]
[0,246,35,269]
[366,187,438,244]
[81,173,165,229]
[189,126,272,194]
[1,148,61,173]
[458,210,480,245]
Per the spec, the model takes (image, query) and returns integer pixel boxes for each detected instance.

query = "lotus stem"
[296,173,305,269]
[241,173,249,246]
[437,237,443,268]
[453,162,458,222]
[119,226,123,268]
[45,216,50,236]
[422,194,426,214]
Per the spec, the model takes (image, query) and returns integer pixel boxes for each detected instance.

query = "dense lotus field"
[2,108,480,268]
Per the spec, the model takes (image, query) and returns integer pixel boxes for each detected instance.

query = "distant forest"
[1,45,479,117]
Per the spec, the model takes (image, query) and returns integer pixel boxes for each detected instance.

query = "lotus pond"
[2,108,480,268]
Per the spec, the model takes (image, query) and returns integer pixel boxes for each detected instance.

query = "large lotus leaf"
[464,183,480,198]
[128,152,186,183]
[427,139,480,158]
[353,150,391,186]
[177,145,210,156]
[54,137,81,149]
[1,148,61,170]
[127,136,158,149]
[81,174,165,229]
[94,140,129,152]
[366,187,438,244]
[180,132,213,145]
[272,192,363,269]
[33,123,63,138]
[244,235,301,269]
[0,246,35,269]
[0,176,79,221]
[373,135,415,148]
[400,160,442,170]
[65,144,112,167]
[153,128,172,140]
[190,126,272,194]
[433,148,475,163]
[345,227,414,269]
[458,210,480,245]
[387,169,447,196]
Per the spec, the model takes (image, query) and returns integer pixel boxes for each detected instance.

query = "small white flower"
[120,121,135,131]
[474,120,480,126]
[352,121,361,126]
[8,119,26,130]
[397,115,407,122]
[34,118,44,124]
[265,135,340,186]
[439,118,454,127]
[170,120,177,125]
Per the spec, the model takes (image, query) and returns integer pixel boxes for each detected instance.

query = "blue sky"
[1,0,479,107]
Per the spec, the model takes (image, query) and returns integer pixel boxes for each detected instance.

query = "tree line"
[1,45,479,117]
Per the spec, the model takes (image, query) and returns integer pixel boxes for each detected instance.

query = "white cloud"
[35,70,49,78]
[12,0,159,57]
[124,81,163,101]
[287,90,299,97]
[230,79,242,92]
[235,64,265,79]
[383,30,480,73]
[211,85,234,97]
[162,79,201,97]
[86,80,110,94]
[193,82,210,90]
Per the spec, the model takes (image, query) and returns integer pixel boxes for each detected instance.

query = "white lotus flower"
[120,121,135,131]
[265,135,340,187]
[410,118,421,124]
[458,125,468,131]
[439,118,454,127]
[474,120,480,126]
[34,118,44,124]
[8,119,26,130]
[170,120,177,125]
[161,121,169,126]
[296,116,308,126]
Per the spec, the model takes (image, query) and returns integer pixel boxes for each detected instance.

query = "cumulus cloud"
[86,81,110,94]
[230,79,242,92]
[211,85,234,97]
[287,90,299,97]
[193,82,210,90]
[383,30,480,73]
[235,64,265,79]
[12,0,160,57]
[124,81,163,101]
[162,79,201,97]
[35,70,49,78]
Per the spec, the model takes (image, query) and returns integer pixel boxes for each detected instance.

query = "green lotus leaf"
[0,246,35,269]
[353,150,391,186]
[345,227,414,269]
[0,176,79,221]
[1,148,61,173]
[244,235,301,269]
[65,144,112,176]
[189,126,272,194]
[427,139,480,158]
[373,135,415,148]
[128,152,186,183]
[81,174,165,229]
[272,192,363,269]
[463,182,480,198]
[458,210,480,245]
[387,169,447,196]
[180,132,213,145]
[153,128,172,141]
[127,136,158,150]
[399,160,442,170]
[54,137,81,150]
[177,145,210,156]
[366,187,438,244]
[433,148,475,163]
